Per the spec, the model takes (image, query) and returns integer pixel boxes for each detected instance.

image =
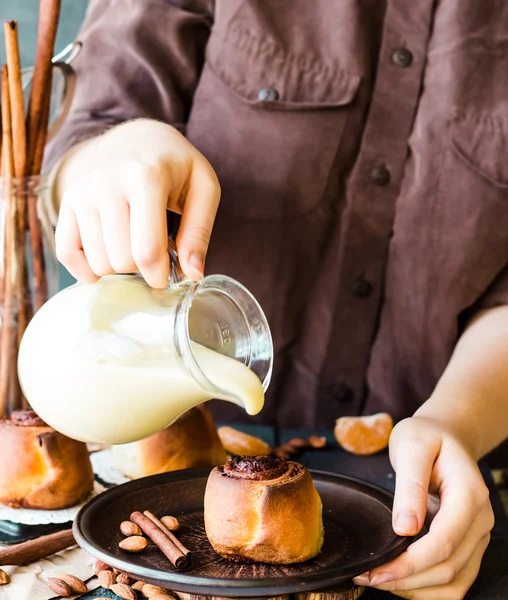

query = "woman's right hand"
[54,119,221,288]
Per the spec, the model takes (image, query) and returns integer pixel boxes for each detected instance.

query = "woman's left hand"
[353,416,494,599]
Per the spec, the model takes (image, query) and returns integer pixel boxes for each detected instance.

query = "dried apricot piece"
[334,413,394,455]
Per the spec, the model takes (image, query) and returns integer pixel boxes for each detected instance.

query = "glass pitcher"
[17,242,273,445]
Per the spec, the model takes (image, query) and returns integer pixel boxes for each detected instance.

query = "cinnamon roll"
[0,409,94,509]
[204,456,324,564]
[113,405,227,479]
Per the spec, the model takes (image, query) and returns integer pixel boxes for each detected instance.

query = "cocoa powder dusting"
[221,455,292,480]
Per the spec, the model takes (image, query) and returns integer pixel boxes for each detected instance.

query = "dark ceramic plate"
[74,469,411,597]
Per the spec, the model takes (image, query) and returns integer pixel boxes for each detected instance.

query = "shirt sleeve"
[44,0,214,172]
[461,263,508,332]
[475,264,508,311]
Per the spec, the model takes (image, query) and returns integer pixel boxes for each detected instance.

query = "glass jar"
[0,175,58,418]
[18,244,273,445]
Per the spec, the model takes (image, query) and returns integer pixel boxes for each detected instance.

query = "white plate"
[0,481,107,525]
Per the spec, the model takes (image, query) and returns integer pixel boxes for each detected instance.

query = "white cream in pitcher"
[18,276,265,445]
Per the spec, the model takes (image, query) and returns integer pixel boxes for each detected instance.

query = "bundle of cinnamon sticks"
[0,0,61,419]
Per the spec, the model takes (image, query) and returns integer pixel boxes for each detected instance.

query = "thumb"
[175,159,221,280]
[390,422,439,536]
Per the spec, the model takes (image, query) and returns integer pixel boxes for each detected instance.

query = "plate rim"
[73,468,412,596]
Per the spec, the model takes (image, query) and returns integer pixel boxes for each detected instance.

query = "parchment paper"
[0,546,99,600]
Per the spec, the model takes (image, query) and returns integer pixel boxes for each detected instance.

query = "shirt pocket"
[187,26,361,221]
[435,112,508,299]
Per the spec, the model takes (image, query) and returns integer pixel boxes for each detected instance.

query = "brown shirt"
[46,0,508,428]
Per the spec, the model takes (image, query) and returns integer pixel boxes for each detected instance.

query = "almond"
[117,572,133,585]
[280,442,297,454]
[0,569,9,585]
[60,574,88,593]
[288,437,309,449]
[160,516,180,531]
[132,580,146,591]
[151,595,176,600]
[46,577,72,597]
[120,520,143,537]
[93,560,112,575]
[111,582,137,600]
[119,535,148,552]
[98,569,116,589]
[143,583,172,597]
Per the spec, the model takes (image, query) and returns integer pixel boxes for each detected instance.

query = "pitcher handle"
[168,238,189,286]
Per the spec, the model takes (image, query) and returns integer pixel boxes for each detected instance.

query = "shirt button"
[257,87,279,102]
[392,47,413,68]
[352,277,373,298]
[370,165,390,186]
[332,381,355,404]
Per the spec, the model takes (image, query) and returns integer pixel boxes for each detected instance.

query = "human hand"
[353,416,494,599]
[55,119,220,288]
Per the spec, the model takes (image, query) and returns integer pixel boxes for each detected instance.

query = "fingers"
[55,122,221,287]
[425,493,441,528]
[353,419,493,598]
[426,463,488,558]
[369,475,483,583]
[58,167,170,288]
[390,421,441,536]
[357,420,492,590]
[128,165,170,288]
[74,206,112,277]
[391,534,490,600]
[176,157,220,280]
[55,204,98,283]
[99,195,137,274]
[367,502,493,592]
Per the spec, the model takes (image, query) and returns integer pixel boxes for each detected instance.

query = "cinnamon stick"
[5,22,27,311]
[26,80,51,309]
[16,256,31,395]
[0,64,17,419]
[26,0,61,171]
[0,528,75,566]
[4,22,27,178]
[4,22,28,413]
[7,362,22,414]
[143,510,191,558]
[130,511,190,571]
[0,113,4,310]
[17,262,32,347]
[26,1,60,310]
[31,78,52,175]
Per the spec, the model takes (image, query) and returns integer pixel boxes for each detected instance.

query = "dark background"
[0,0,87,67]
